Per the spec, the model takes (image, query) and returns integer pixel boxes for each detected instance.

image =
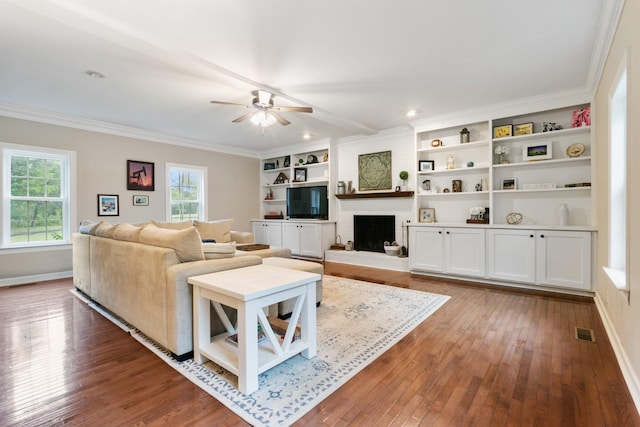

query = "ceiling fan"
[210,90,313,127]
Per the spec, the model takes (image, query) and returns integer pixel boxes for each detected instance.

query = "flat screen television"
[286,185,328,220]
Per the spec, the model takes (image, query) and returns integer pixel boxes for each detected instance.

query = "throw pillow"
[94,221,115,238]
[79,220,99,235]
[193,219,234,243]
[151,220,193,230]
[202,242,236,260]
[112,223,143,242]
[139,224,205,262]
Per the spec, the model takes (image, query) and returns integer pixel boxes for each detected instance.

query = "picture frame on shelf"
[513,122,533,136]
[132,195,149,206]
[283,155,291,167]
[523,141,552,161]
[501,178,517,190]
[293,168,307,182]
[127,160,154,191]
[493,125,513,139]
[418,160,435,171]
[97,194,119,216]
[264,162,276,170]
[419,207,436,223]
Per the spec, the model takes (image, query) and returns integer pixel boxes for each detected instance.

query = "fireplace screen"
[353,215,395,253]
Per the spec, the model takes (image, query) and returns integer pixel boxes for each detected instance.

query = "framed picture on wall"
[127,160,155,191]
[97,194,119,216]
[133,195,149,206]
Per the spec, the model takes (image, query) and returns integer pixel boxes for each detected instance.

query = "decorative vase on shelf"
[498,154,504,164]
[558,203,569,226]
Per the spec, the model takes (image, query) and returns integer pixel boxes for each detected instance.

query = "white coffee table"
[188,264,320,394]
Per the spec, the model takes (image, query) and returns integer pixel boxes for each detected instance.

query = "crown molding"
[0,102,261,158]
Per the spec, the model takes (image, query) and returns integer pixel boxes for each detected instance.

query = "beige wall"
[0,116,260,283]
[593,0,640,402]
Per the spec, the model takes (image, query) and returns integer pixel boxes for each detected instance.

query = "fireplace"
[354,215,395,253]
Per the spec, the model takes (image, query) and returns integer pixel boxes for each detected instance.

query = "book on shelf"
[226,325,267,345]
[564,182,591,188]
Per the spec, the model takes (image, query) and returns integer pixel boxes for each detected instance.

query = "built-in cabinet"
[410,226,485,278]
[410,225,593,292]
[261,147,330,219]
[251,220,335,259]
[251,221,283,247]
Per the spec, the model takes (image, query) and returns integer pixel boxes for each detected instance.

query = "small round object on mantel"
[506,212,524,225]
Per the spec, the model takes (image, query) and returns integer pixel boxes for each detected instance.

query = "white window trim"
[165,163,207,221]
[603,51,628,293]
[1,142,76,249]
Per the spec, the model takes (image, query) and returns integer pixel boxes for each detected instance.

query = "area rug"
[75,275,449,426]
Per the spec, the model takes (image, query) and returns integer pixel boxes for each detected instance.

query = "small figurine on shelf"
[446,155,455,170]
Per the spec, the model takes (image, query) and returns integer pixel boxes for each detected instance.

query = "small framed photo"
[419,207,436,223]
[97,194,119,216]
[133,195,149,206]
[523,141,552,161]
[283,155,291,167]
[419,160,435,171]
[513,122,533,136]
[264,162,276,170]
[127,160,154,191]
[422,179,431,191]
[502,179,517,190]
[294,168,307,182]
[493,125,513,139]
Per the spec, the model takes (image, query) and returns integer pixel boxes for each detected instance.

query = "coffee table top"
[188,264,320,301]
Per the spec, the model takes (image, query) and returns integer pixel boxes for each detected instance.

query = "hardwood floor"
[1,263,638,426]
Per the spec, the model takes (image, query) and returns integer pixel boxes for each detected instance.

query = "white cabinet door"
[444,228,485,277]
[486,229,536,284]
[409,227,444,273]
[298,223,322,258]
[536,230,591,290]
[282,222,301,254]
[251,221,282,246]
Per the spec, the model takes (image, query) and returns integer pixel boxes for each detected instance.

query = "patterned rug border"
[73,275,450,426]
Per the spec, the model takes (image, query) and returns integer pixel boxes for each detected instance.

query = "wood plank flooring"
[1,263,638,426]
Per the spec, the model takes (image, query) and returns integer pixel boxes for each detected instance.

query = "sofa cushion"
[139,224,204,262]
[113,223,143,242]
[79,220,100,235]
[151,220,193,230]
[94,221,116,238]
[194,219,234,243]
[202,242,236,260]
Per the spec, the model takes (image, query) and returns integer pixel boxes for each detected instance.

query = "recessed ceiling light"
[406,109,417,118]
[85,70,105,79]
[303,133,311,140]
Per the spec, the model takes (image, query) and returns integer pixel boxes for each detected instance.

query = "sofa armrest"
[231,230,254,243]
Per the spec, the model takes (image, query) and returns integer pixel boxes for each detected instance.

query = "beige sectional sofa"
[72,218,321,360]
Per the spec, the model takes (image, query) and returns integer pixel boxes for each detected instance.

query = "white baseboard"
[594,292,640,415]
[0,271,73,287]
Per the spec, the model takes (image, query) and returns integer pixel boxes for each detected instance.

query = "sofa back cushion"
[94,221,116,238]
[113,223,143,242]
[151,220,193,230]
[194,219,234,243]
[139,224,204,262]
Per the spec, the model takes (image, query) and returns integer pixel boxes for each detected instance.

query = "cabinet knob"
[530,234,534,238]
[540,234,545,238]
[438,231,442,234]
[446,231,450,235]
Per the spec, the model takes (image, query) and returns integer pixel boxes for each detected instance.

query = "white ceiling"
[0,0,616,156]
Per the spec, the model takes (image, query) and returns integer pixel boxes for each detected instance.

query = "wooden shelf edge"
[335,191,414,199]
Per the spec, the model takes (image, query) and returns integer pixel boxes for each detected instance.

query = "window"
[2,145,74,248]
[604,63,628,291]
[166,163,207,222]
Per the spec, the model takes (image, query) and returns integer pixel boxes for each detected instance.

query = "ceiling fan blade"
[257,90,272,106]
[232,112,255,123]
[271,112,291,126]
[210,100,248,107]
[274,106,313,113]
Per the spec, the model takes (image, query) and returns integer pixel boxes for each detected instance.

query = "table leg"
[237,301,259,394]
[193,286,211,364]
[301,280,317,359]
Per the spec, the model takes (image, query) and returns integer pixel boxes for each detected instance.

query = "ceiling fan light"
[250,111,277,127]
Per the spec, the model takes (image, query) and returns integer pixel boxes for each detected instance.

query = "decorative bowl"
[384,245,401,256]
